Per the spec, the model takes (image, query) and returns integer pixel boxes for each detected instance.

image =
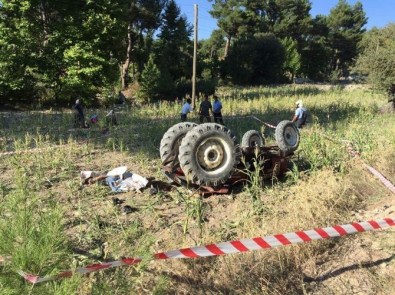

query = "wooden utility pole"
[192,4,198,109]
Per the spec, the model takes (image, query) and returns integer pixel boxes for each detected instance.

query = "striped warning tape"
[362,164,395,194]
[18,217,395,284]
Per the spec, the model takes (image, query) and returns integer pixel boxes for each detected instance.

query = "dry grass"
[0,85,394,294]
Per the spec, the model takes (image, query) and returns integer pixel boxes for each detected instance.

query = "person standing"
[73,99,86,128]
[180,98,192,122]
[118,91,126,105]
[292,100,308,130]
[199,94,212,123]
[212,95,224,124]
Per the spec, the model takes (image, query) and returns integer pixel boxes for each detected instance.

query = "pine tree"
[155,0,192,96]
[327,0,367,76]
[209,0,247,58]
[138,54,161,103]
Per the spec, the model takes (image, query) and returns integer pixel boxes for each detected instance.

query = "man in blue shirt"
[181,98,192,122]
[212,95,224,124]
[292,100,307,129]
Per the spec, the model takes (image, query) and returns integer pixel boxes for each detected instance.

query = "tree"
[138,54,160,103]
[266,0,312,43]
[120,0,165,90]
[281,37,301,82]
[300,15,332,81]
[208,0,312,80]
[0,0,130,104]
[327,0,367,76]
[0,0,42,102]
[209,0,247,58]
[198,29,225,82]
[223,33,285,85]
[354,24,395,98]
[155,0,192,96]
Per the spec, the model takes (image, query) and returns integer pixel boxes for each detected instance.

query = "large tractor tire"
[178,123,241,186]
[241,130,265,148]
[160,122,197,165]
[275,120,300,153]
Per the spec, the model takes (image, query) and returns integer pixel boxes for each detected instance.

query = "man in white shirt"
[181,98,192,121]
[292,100,307,129]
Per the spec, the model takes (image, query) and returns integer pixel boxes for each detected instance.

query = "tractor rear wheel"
[160,122,197,165]
[178,123,241,186]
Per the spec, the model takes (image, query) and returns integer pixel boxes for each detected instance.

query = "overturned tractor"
[160,121,299,194]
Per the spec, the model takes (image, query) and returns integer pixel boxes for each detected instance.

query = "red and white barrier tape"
[363,164,395,194]
[19,217,394,284]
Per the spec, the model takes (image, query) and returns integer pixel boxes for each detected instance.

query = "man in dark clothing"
[118,91,126,105]
[212,95,224,124]
[73,99,86,128]
[199,94,212,123]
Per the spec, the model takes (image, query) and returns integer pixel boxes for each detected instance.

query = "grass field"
[0,84,394,294]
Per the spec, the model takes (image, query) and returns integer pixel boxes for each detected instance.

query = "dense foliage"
[1,0,392,106]
[354,24,395,98]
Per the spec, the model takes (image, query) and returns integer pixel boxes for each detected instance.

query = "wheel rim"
[284,125,298,147]
[249,135,260,147]
[196,137,231,174]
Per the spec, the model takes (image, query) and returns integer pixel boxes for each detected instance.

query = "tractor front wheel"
[241,130,265,148]
[275,120,300,153]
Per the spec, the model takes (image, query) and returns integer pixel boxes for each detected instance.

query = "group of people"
[75,92,308,130]
[181,95,308,130]
[73,98,118,129]
[181,94,224,124]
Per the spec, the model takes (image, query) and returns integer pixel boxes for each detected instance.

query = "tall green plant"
[138,55,161,103]
[281,37,301,82]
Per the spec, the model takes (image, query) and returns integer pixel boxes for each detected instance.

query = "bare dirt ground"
[302,166,395,295]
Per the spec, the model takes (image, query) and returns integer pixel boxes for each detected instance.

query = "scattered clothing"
[80,166,149,193]
[112,197,125,205]
[122,205,138,214]
[90,114,98,124]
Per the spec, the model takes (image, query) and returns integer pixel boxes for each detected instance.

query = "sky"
[176,0,395,40]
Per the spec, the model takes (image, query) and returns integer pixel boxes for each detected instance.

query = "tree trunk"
[121,23,133,90]
[223,35,231,59]
[40,0,50,47]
